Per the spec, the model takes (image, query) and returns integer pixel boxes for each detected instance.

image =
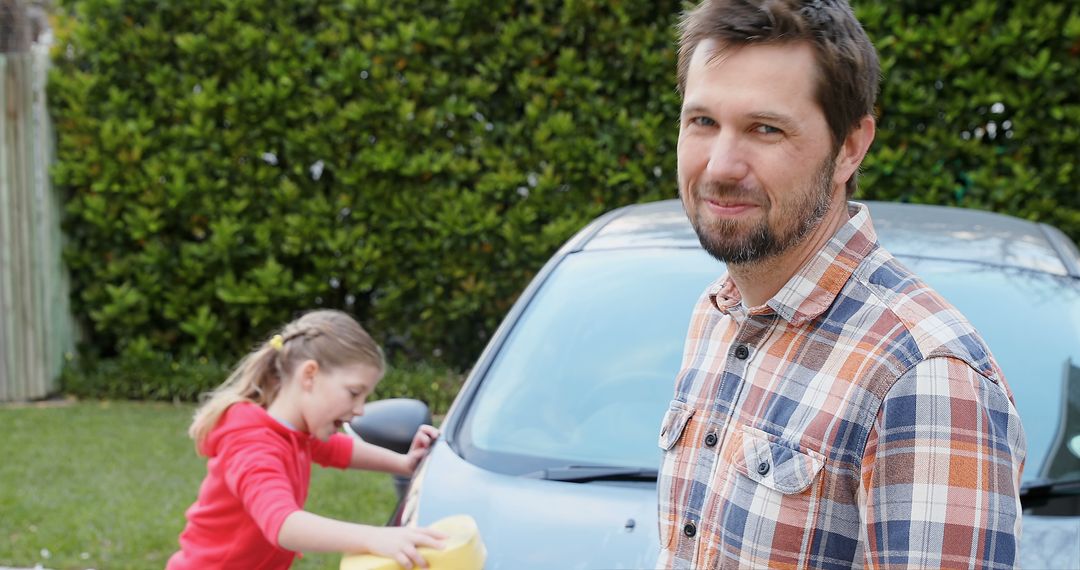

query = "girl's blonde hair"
[189,309,385,455]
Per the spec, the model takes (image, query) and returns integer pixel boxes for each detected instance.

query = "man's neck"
[728,202,851,308]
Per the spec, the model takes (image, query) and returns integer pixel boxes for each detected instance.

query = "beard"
[684,158,836,265]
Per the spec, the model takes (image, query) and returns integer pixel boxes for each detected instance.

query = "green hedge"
[858,1,1080,232]
[50,0,683,373]
[50,0,1079,384]
[60,353,463,415]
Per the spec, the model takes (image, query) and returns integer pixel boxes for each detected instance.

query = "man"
[657,1,1026,568]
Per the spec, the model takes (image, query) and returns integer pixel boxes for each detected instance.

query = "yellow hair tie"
[269,334,285,352]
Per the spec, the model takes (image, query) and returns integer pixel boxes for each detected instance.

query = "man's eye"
[691,116,717,127]
[754,124,782,135]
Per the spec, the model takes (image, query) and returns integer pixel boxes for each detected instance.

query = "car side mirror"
[347,398,432,455]
[346,398,433,502]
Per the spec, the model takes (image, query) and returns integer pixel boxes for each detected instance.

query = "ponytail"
[189,342,282,455]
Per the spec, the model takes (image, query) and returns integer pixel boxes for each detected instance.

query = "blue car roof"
[580,199,1080,278]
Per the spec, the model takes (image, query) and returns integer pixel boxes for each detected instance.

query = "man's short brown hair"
[677,0,880,197]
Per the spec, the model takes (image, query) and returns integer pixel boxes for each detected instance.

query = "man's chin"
[695,224,782,265]
[700,241,754,264]
[691,220,756,261]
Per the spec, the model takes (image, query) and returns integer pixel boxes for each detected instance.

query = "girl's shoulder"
[205,403,294,457]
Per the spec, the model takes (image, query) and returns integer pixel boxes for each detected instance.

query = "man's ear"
[833,114,876,188]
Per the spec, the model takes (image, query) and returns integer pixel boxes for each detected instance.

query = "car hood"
[404,444,1080,568]
[405,442,661,569]
[1020,515,1080,569]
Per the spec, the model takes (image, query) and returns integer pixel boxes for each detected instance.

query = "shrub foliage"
[51,0,683,374]
[50,0,1079,388]
[61,353,462,414]
[858,1,1080,233]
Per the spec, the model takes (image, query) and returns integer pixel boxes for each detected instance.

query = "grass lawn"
[0,400,399,569]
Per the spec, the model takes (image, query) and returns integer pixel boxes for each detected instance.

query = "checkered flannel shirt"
[657,202,1026,569]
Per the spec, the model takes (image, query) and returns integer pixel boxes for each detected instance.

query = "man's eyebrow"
[680,104,712,119]
[749,111,798,131]
[680,105,799,129]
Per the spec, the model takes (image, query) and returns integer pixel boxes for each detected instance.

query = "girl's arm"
[349,424,439,476]
[278,510,445,569]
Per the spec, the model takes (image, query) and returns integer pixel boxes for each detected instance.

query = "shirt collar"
[709,202,879,325]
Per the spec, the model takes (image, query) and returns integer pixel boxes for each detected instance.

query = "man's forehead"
[688,38,734,69]
[680,38,828,132]
[683,39,820,101]
[689,37,814,72]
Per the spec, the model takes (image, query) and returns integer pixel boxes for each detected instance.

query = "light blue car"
[354,199,1080,569]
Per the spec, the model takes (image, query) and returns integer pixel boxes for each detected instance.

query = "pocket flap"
[657,401,695,451]
[734,426,824,494]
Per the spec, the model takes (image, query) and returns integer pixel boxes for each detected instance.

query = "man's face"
[677,39,843,265]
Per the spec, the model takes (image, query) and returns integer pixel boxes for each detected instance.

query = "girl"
[167,309,445,569]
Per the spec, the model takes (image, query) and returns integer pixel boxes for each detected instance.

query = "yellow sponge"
[340,515,486,570]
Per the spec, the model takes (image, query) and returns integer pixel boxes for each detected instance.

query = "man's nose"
[704,131,750,183]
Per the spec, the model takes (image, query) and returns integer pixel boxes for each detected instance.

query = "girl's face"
[301,362,382,441]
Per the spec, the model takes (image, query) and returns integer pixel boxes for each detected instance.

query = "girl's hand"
[366,525,447,569]
[401,424,440,475]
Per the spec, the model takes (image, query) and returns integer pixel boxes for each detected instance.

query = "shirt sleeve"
[860,356,1026,569]
[221,434,303,549]
[312,432,354,469]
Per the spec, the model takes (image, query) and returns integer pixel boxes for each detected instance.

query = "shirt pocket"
[658,400,695,451]
[732,425,825,494]
[657,400,697,550]
[718,426,828,564]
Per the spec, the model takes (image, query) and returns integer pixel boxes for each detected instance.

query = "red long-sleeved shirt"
[167,402,354,569]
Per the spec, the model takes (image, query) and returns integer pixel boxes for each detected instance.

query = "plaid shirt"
[657,203,1025,569]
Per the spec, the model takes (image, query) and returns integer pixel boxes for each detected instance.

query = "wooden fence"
[0,44,77,402]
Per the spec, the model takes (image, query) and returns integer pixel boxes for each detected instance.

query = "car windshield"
[461,248,721,473]
[460,247,1080,484]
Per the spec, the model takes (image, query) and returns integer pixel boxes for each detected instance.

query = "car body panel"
[405,443,661,570]
[394,199,1080,569]
[1018,516,1080,568]
[584,200,1079,277]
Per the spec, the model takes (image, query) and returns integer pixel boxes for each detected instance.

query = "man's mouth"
[703,198,758,216]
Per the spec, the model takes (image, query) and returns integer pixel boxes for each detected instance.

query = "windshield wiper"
[1020,477,1080,506]
[523,465,659,483]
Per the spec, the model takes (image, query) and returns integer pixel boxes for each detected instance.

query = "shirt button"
[757,461,771,476]
[704,433,718,447]
[734,345,750,360]
[683,522,697,538]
